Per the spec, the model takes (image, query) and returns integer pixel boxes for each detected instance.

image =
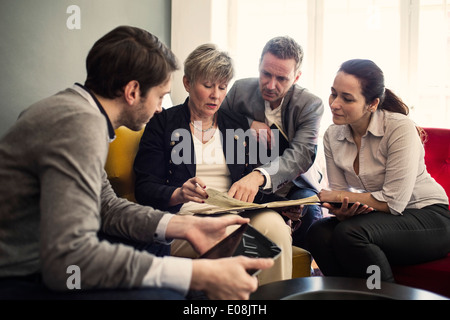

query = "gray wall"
[0,0,171,137]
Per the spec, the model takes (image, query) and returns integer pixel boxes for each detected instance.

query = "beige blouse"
[323,109,448,215]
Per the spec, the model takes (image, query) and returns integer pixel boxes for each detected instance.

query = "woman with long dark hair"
[306,59,450,282]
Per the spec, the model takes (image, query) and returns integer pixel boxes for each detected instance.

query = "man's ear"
[123,80,140,105]
[293,71,302,85]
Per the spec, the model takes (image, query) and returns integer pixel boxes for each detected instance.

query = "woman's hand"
[318,189,344,203]
[319,190,374,221]
[324,197,372,221]
[168,177,208,207]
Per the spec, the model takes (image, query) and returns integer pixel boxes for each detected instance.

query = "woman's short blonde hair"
[184,44,234,85]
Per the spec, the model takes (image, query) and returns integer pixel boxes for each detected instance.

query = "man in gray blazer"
[221,36,324,248]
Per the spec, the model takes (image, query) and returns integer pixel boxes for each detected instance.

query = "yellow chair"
[105,126,312,278]
[292,246,312,278]
[105,127,145,202]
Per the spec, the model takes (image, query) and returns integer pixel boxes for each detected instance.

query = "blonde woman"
[134,44,298,286]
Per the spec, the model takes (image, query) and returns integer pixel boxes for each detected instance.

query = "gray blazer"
[221,78,324,194]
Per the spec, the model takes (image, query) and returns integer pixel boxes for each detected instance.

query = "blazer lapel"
[218,111,243,183]
[253,89,267,122]
[281,86,295,140]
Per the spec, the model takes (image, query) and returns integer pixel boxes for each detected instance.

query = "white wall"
[170,0,230,105]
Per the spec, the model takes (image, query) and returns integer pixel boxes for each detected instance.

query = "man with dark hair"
[222,36,325,248]
[0,26,272,300]
[84,26,177,100]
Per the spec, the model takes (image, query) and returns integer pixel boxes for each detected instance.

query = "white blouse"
[180,128,232,213]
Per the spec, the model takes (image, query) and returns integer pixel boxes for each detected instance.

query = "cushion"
[105,126,144,202]
[392,253,450,298]
[292,246,312,278]
[391,128,450,298]
[423,127,450,202]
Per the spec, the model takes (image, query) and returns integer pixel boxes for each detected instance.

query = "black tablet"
[199,223,281,276]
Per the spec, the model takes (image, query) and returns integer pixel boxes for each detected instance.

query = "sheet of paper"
[189,188,320,215]
[264,195,320,209]
[204,188,262,209]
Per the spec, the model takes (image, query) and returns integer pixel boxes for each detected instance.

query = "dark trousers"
[305,204,450,282]
[287,186,323,248]
[0,233,184,300]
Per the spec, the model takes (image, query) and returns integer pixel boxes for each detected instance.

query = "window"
[320,0,402,132]
[228,0,308,81]
[228,0,450,131]
[415,0,450,128]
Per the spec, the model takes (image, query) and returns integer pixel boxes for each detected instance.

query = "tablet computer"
[199,223,282,276]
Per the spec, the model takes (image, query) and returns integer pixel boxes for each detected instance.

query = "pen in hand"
[195,182,208,202]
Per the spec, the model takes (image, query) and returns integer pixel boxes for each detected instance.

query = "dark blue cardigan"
[134,98,277,213]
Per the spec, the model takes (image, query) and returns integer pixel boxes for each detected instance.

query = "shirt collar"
[366,109,385,137]
[264,97,285,111]
[336,109,385,142]
[73,83,116,141]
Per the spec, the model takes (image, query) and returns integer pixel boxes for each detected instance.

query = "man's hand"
[191,256,274,300]
[275,205,304,221]
[251,120,275,149]
[228,171,265,203]
[166,215,250,255]
[166,215,274,300]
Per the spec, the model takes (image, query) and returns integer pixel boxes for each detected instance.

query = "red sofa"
[392,127,450,298]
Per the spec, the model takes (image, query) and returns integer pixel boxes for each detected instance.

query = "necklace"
[190,115,216,132]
